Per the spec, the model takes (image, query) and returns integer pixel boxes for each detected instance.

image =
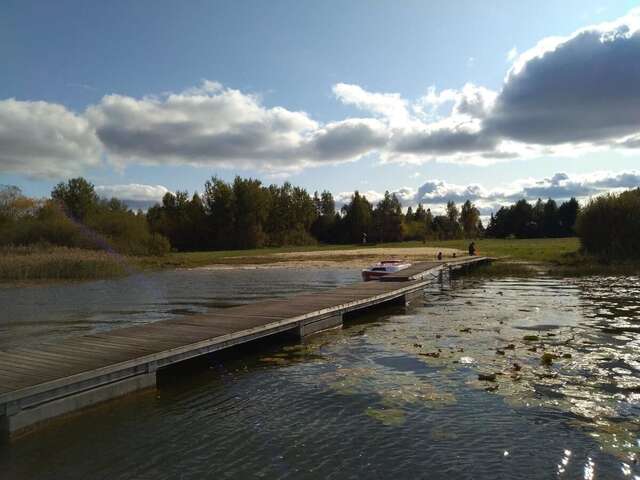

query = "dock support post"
[298,313,343,337]
[400,288,424,306]
[1,372,157,437]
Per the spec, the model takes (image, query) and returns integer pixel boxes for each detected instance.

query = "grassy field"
[137,237,582,269]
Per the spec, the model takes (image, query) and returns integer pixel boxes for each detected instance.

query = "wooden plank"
[35,343,141,367]
[9,348,124,368]
[97,325,230,346]
[0,355,69,377]
[0,353,70,373]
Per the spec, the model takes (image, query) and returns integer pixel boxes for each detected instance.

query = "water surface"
[1,270,639,479]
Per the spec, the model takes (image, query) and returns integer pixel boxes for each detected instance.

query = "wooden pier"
[0,256,490,436]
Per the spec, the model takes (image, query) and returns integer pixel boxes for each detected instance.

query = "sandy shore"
[196,246,464,270]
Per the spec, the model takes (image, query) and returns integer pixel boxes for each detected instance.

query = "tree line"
[146,178,486,250]
[485,198,580,238]
[0,175,591,257]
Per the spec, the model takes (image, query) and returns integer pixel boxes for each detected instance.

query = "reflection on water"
[1,271,640,479]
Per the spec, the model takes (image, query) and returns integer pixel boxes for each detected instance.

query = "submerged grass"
[463,261,541,278]
[0,246,127,282]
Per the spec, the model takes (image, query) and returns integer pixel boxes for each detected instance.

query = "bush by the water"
[576,188,640,260]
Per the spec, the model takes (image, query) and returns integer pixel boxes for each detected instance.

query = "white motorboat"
[361,260,412,281]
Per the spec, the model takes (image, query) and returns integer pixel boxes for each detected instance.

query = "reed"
[0,246,126,281]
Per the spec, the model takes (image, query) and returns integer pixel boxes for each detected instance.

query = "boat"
[361,260,412,281]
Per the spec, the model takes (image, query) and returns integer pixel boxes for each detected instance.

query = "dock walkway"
[0,256,489,435]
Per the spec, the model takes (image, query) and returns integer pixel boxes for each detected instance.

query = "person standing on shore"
[468,242,476,256]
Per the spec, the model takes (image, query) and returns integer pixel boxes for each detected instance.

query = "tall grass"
[0,246,126,281]
[576,188,640,260]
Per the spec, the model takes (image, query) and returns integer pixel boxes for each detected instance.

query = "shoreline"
[2,238,638,285]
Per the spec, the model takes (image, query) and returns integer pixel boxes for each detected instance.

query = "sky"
[1,0,640,216]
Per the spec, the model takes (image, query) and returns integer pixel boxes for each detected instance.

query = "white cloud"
[86,83,386,173]
[332,83,410,127]
[506,46,518,62]
[95,183,172,210]
[0,99,101,179]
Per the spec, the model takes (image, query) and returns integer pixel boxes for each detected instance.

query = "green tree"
[311,190,337,242]
[459,200,481,238]
[203,177,235,249]
[541,198,559,237]
[558,197,580,235]
[341,191,373,243]
[232,176,269,248]
[51,177,99,221]
[372,192,403,243]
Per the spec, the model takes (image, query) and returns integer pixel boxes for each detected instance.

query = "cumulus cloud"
[87,84,386,173]
[95,183,172,210]
[486,8,640,145]
[0,99,101,178]
[506,47,518,62]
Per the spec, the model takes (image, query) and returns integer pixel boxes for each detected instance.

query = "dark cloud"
[391,127,498,156]
[487,18,640,145]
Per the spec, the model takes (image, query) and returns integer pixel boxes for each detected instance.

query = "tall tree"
[51,177,99,221]
[541,198,559,237]
[460,200,481,238]
[203,177,235,249]
[558,197,580,235]
[372,192,403,243]
[341,191,373,243]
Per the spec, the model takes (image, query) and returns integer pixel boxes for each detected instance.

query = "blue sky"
[2,0,640,214]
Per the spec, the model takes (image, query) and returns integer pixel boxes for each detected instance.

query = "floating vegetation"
[378,379,457,409]
[540,353,556,366]
[287,275,640,464]
[365,407,406,426]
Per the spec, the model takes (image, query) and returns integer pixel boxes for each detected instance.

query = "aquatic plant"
[0,246,126,281]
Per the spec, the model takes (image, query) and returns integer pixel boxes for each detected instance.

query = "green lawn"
[420,237,581,263]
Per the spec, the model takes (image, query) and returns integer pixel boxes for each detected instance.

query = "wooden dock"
[0,256,490,435]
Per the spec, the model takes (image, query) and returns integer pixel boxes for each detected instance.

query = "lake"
[1,268,639,479]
